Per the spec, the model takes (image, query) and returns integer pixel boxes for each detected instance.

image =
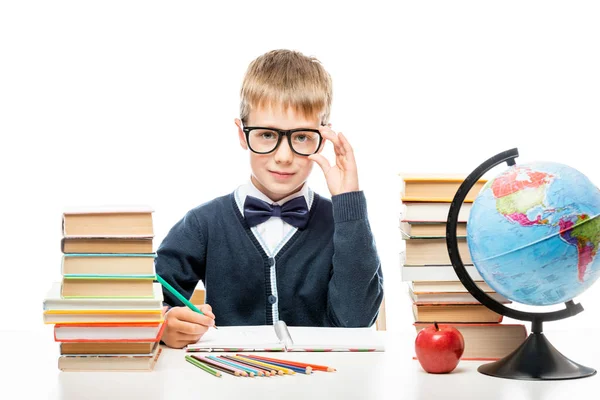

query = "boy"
[156,49,384,349]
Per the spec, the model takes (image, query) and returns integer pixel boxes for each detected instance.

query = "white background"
[1,1,599,339]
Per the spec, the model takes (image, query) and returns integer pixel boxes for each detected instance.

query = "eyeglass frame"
[242,126,324,156]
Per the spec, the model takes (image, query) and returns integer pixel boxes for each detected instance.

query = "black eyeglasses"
[243,126,323,156]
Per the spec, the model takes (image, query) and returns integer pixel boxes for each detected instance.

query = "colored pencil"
[191,359,239,377]
[156,274,218,329]
[185,355,221,377]
[241,358,311,374]
[208,356,256,377]
[231,354,284,375]
[220,356,271,376]
[235,355,295,375]
[240,354,336,372]
[191,355,246,377]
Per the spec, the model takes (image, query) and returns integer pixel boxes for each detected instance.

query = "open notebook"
[186,321,385,352]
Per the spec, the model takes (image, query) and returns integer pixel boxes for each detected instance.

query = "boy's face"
[236,105,322,202]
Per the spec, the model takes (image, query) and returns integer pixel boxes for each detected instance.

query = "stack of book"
[399,174,527,360]
[43,206,165,371]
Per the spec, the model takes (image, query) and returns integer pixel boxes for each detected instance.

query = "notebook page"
[286,326,386,352]
[186,325,284,352]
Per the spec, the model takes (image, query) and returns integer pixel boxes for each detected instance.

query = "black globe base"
[478,332,597,380]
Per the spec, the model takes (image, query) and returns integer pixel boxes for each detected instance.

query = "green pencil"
[156,274,218,329]
[186,355,222,377]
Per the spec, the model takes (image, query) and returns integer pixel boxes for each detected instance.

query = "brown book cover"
[400,221,467,238]
[399,174,488,203]
[62,206,154,237]
[61,278,155,298]
[61,254,156,276]
[412,303,503,323]
[60,341,156,355]
[62,237,153,254]
[58,343,162,371]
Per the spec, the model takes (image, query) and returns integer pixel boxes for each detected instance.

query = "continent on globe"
[560,214,600,282]
[491,167,555,226]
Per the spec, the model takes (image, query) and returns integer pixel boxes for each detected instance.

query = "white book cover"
[399,202,472,222]
[401,265,483,282]
[186,321,385,352]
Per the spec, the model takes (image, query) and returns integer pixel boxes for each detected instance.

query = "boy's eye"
[252,130,278,140]
[292,131,315,143]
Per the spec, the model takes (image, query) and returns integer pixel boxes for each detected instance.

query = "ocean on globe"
[467,161,600,306]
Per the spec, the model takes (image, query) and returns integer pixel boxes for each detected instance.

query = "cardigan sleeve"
[154,209,207,307]
[326,191,384,327]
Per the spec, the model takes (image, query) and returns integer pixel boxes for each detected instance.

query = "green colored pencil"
[186,355,221,377]
[156,274,218,329]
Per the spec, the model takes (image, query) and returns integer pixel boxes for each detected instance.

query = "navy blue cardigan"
[154,190,384,327]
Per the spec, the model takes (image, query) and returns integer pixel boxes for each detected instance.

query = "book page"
[286,326,386,352]
[186,325,283,352]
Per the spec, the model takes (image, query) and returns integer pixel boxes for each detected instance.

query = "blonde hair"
[240,49,332,125]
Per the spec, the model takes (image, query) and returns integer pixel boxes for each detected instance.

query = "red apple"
[415,322,465,374]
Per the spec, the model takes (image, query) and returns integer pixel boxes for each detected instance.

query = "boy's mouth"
[269,170,295,179]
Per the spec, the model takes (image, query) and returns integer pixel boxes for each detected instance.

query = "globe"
[467,161,600,306]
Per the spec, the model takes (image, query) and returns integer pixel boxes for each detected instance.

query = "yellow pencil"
[234,355,295,375]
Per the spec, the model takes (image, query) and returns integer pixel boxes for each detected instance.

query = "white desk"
[3,329,599,400]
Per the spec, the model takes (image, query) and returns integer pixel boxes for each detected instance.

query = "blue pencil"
[207,356,257,377]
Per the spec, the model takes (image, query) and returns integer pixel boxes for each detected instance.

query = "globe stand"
[446,148,597,380]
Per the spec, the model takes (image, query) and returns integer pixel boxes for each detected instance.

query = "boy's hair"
[240,49,332,125]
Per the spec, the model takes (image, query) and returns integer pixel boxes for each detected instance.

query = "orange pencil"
[240,354,337,372]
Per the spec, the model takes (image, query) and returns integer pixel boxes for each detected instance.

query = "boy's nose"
[273,138,294,164]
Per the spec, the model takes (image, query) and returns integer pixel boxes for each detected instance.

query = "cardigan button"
[268,295,277,304]
[268,257,275,266]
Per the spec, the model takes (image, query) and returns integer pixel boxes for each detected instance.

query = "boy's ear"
[235,118,248,150]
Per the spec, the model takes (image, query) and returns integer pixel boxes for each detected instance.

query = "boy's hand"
[161,304,216,349]
[309,124,359,196]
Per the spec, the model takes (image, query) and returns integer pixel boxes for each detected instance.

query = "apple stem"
[434,321,439,331]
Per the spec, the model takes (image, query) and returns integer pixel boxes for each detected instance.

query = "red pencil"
[239,354,336,372]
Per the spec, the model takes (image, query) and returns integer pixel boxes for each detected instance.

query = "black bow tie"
[243,195,309,229]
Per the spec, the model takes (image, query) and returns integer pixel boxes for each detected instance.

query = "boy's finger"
[197,305,215,319]
[177,308,216,326]
[175,332,204,342]
[170,318,210,335]
[308,154,332,175]
[319,128,345,156]
[338,132,356,164]
[199,304,214,319]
